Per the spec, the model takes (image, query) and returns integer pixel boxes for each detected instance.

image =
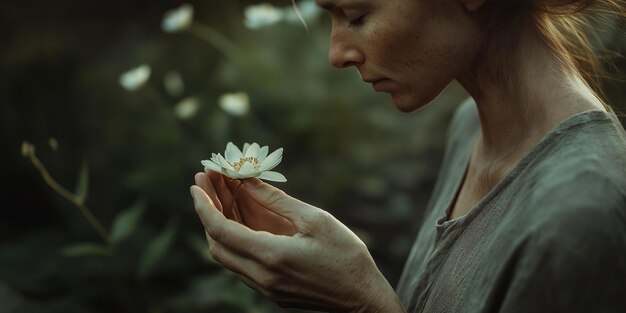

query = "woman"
[190,0,626,312]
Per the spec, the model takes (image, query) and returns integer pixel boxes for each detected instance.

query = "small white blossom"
[163,71,185,97]
[219,92,249,117]
[173,97,199,120]
[119,64,151,91]
[244,3,284,29]
[202,142,287,182]
[162,4,194,33]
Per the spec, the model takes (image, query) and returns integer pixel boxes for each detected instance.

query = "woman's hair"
[482,0,625,112]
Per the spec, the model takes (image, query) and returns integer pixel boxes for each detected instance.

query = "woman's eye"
[348,15,365,27]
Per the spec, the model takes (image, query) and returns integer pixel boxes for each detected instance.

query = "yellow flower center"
[232,157,260,172]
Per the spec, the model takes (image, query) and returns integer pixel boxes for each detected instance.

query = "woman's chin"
[391,94,426,113]
[391,88,444,113]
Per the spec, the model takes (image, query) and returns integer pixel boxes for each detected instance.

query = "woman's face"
[316,0,483,112]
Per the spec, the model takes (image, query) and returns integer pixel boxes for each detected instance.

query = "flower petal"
[223,167,242,179]
[243,143,251,155]
[238,162,255,176]
[225,142,243,162]
[217,154,234,170]
[260,156,282,172]
[201,160,223,173]
[258,146,269,162]
[258,171,287,182]
[259,155,282,173]
[245,143,260,158]
[259,148,283,171]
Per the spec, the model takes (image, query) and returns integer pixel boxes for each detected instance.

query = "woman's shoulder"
[529,164,625,221]
[525,139,626,220]
[509,154,626,277]
[520,144,626,248]
[505,109,626,242]
[527,108,626,198]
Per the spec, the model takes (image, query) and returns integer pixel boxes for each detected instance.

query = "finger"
[239,273,333,312]
[205,231,266,283]
[227,182,297,235]
[239,275,293,305]
[195,172,224,213]
[208,171,238,221]
[239,275,266,294]
[191,185,282,259]
[206,231,297,304]
[242,178,318,226]
[191,185,224,229]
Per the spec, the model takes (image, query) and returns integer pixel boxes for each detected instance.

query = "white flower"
[201,142,287,182]
[163,71,184,97]
[219,92,249,117]
[173,97,199,119]
[162,4,194,33]
[244,3,284,29]
[119,64,151,91]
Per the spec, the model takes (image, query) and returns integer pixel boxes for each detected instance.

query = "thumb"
[243,177,318,226]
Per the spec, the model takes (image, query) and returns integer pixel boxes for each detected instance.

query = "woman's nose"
[328,35,365,69]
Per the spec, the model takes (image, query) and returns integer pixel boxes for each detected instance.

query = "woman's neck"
[457,26,605,166]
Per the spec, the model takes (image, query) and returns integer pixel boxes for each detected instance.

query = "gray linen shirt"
[396,98,626,313]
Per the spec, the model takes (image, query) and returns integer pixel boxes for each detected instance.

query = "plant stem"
[28,151,113,248]
[291,0,309,33]
[228,180,244,223]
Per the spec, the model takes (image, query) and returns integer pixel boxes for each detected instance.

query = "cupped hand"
[195,171,296,235]
[191,172,404,313]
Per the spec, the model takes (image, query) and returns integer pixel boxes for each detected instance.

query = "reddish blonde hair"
[482,0,625,112]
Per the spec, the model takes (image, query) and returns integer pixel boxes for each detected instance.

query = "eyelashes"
[323,7,368,28]
[348,14,366,27]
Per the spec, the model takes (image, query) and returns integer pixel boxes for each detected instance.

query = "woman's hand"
[195,171,296,236]
[191,171,405,313]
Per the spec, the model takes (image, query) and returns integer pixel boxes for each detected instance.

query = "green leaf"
[62,243,112,257]
[74,160,89,202]
[139,218,178,279]
[110,200,146,244]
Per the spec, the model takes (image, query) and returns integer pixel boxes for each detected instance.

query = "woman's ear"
[463,0,487,12]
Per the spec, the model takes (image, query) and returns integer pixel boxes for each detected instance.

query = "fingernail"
[248,178,262,189]
[190,187,200,207]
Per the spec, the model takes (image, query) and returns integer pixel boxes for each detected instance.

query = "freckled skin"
[328,0,483,112]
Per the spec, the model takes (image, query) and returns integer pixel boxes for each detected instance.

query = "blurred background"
[1,0,624,312]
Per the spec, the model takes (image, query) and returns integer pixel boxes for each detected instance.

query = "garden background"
[2,0,625,312]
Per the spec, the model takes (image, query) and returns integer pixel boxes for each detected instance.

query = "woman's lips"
[371,78,390,91]
[362,76,391,92]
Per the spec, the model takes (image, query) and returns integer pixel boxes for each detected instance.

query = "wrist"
[353,272,406,313]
